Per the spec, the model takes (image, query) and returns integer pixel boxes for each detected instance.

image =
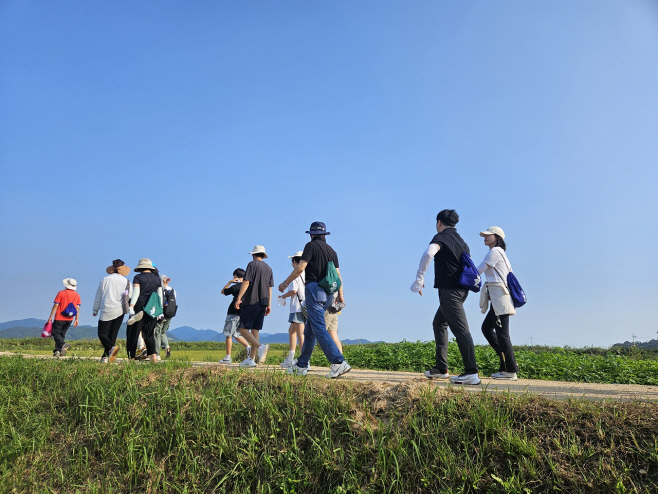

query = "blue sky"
[1,1,657,347]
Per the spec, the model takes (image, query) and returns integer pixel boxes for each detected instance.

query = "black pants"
[126,315,158,358]
[481,308,518,373]
[98,314,124,357]
[52,320,72,353]
[432,288,478,375]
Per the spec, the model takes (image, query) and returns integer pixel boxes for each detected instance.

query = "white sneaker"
[257,344,270,364]
[286,363,308,376]
[280,357,297,368]
[219,356,232,365]
[424,369,450,379]
[99,357,109,364]
[327,361,351,379]
[239,358,257,368]
[449,373,481,385]
[491,371,518,381]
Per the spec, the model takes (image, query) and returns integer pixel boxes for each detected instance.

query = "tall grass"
[0,356,656,493]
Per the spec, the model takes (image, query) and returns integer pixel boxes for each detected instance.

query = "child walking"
[278,251,305,368]
[219,268,251,364]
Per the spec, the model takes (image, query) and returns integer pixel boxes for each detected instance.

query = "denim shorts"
[223,315,240,337]
[288,312,304,324]
[239,304,266,330]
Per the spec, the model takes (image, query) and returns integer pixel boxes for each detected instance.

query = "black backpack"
[163,288,178,318]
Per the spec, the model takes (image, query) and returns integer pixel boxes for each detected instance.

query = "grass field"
[0,356,656,493]
[2,338,657,386]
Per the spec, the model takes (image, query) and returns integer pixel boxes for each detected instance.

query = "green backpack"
[318,261,342,295]
[143,291,163,319]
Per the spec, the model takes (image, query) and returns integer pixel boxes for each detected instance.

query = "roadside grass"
[1,338,657,385]
[0,356,656,493]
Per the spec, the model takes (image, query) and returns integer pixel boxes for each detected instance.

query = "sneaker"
[219,356,232,365]
[257,344,270,364]
[127,311,143,325]
[108,346,120,363]
[449,373,481,385]
[286,363,308,376]
[165,347,171,359]
[53,351,60,358]
[239,358,257,368]
[327,361,351,379]
[491,371,518,381]
[136,346,147,358]
[280,356,297,368]
[60,343,71,356]
[100,357,109,364]
[425,369,450,379]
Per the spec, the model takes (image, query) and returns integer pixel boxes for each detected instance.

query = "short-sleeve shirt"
[478,247,512,283]
[301,237,339,283]
[133,272,161,312]
[223,282,243,315]
[430,228,470,289]
[287,272,305,313]
[54,289,81,321]
[242,260,274,306]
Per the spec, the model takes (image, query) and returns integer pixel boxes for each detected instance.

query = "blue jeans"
[296,282,344,367]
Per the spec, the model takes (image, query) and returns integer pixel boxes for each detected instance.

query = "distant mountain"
[612,339,658,350]
[0,318,47,330]
[168,326,224,342]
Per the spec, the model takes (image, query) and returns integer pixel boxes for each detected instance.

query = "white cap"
[479,226,505,239]
[287,251,303,259]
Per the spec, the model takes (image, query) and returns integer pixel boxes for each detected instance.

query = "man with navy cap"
[278,222,351,379]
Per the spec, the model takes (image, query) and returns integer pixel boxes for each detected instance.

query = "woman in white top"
[278,252,306,368]
[477,226,518,380]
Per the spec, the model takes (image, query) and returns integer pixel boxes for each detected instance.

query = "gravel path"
[3,351,657,402]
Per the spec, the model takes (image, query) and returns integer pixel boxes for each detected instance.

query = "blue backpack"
[458,252,482,293]
[60,303,78,317]
[493,255,527,308]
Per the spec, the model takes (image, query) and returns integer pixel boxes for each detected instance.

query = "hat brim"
[306,231,330,235]
[479,231,494,237]
[248,251,268,258]
[107,265,131,276]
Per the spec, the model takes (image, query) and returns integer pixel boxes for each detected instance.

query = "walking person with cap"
[277,251,305,368]
[47,278,81,357]
[154,274,176,359]
[477,226,519,380]
[126,258,163,362]
[234,246,273,367]
[278,222,351,379]
[410,209,480,385]
[93,260,132,363]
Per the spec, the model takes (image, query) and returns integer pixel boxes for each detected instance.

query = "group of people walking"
[45,214,520,383]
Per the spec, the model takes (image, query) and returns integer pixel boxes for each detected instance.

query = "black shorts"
[239,304,266,330]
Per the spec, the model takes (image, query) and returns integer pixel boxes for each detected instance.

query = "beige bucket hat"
[248,245,268,258]
[63,278,77,290]
[479,226,505,239]
[134,258,155,272]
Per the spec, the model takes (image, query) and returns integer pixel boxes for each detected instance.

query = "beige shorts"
[324,311,338,332]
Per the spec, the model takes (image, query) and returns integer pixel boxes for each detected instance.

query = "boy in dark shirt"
[219,268,251,364]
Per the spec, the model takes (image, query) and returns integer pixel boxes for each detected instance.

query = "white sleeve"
[93,280,103,314]
[157,287,163,307]
[410,243,440,292]
[130,285,140,305]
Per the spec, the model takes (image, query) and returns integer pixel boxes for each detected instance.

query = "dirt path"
[3,351,657,402]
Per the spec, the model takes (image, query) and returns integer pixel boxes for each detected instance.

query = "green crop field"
[0,356,656,493]
[2,338,657,386]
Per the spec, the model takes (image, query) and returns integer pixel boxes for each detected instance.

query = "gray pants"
[432,288,478,375]
[154,317,172,354]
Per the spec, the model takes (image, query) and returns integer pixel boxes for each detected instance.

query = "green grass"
[0,356,656,493]
[2,338,657,386]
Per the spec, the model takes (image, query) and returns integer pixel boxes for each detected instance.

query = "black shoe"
[166,347,171,359]
[60,343,71,356]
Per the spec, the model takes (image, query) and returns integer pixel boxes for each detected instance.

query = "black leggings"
[481,308,518,373]
[126,316,158,358]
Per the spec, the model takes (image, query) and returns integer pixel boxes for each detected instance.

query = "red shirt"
[54,289,81,321]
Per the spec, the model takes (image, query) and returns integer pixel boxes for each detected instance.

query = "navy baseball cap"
[306,221,330,235]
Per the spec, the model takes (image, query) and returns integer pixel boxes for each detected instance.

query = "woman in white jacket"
[477,226,518,380]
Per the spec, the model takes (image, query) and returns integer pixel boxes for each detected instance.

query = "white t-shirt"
[477,247,512,283]
[287,272,305,313]
[93,273,132,322]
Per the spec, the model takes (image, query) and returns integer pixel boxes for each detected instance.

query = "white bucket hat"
[134,258,155,272]
[287,251,303,259]
[248,245,268,258]
[63,278,77,290]
[479,226,505,239]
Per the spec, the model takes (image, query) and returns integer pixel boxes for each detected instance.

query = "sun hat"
[106,259,131,276]
[248,245,268,258]
[479,226,505,239]
[306,221,330,235]
[160,274,171,284]
[63,278,77,290]
[134,258,155,272]
[287,251,303,259]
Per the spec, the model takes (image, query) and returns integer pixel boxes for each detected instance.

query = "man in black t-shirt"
[219,268,251,364]
[278,222,351,379]
[410,210,480,385]
[234,246,274,367]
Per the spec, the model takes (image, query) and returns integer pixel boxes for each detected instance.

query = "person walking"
[127,258,163,362]
[234,246,273,367]
[278,222,351,379]
[277,251,305,368]
[154,274,176,359]
[477,226,519,380]
[410,209,480,385]
[93,260,131,363]
[47,278,81,357]
[219,268,251,364]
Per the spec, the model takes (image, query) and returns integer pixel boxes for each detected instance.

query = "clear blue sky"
[2,1,657,347]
